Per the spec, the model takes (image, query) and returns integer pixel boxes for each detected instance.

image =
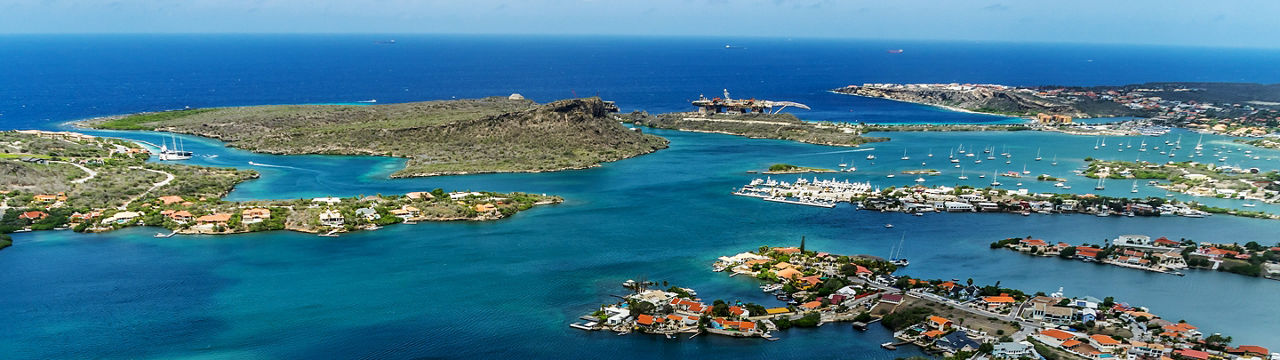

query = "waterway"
[2,35,1279,359]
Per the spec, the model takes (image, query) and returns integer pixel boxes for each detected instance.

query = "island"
[0,130,561,247]
[570,243,1268,360]
[993,235,1280,279]
[760,163,836,174]
[833,82,1280,137]
[1083,159,1280,206]
[81,96,669,178]
[731,176,1275,219]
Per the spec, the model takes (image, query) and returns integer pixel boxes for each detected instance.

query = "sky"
[2,0,1279,48]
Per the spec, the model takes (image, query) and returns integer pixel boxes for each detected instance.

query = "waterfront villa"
[319,210,344,227]
[981,295,1017,311]
[241,208,270,224]
[196,213,231,227]
[355,207,379,221]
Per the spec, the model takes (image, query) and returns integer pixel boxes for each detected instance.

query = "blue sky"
[3,0,1278,48]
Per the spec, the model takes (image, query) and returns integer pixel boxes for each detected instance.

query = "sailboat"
[839,156,847,168]
[1051,155,1058,166]
[1138,140,1147,152]
[949,149,959,163]
[889,234,910,266]
[1034,148,1042,161]
[958,167,968,180]
[1022,164,1030,175]
[901,149,910,161]
[1094,138,1100,150]
[1095,176,1106,190]
[1194,135,1204,151]
[157,133,193,161]
[1131,181,1139,193]
[1100,137,1107,147]
[990,171,1002,186]
[927,148,934,158]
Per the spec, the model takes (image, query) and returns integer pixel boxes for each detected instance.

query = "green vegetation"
[764,163,832,173]
[880,306,932,331]
[620,111,886,147]
[86,97,669,178]
[94,109,218,130]
[0,233,11,251]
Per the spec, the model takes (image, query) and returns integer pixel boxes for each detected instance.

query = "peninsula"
[833,82,1280,137]
[0,130,561,247]
[82,97,669,178]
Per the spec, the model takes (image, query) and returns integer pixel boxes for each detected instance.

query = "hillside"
[620,111,886,147]
[833,84,1084,116]
[87,97,670,177]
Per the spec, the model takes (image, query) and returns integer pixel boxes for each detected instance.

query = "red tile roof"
[636,314,654,325]
[1090,334,1120,345]
[1234,345,1269,355]
[983,296,1016,304]
[1040,329,1075,341]
[1062,339,1083,348]
[1175,349,1209,360]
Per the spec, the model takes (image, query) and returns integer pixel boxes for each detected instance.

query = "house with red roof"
[635,314,655,326]
[928,315,953,330]
[1088,334,1121,352]
[1154,237,1180,247]
[1075,246,1102,259]
[1173,349,1210,360]
[1035,328,1077,347]
[981,295,1017,311]
[1227,345,1270,357]
[18,211,48,221]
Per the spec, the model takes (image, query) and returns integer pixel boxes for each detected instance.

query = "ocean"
[1,35,1279,359]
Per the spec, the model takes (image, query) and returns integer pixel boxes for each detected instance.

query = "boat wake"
[247,161,310,171]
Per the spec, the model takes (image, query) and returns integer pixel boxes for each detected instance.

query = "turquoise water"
[4,35,1280,358]
[4,128,1279,359]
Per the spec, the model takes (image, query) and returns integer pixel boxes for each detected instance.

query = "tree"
[978,342,995,354]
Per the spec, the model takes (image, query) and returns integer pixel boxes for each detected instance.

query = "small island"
[620,111,887,147]
[81,97,669,178]
[1083,159,1279,205]
[0,130,561,248]
[761,163,835,174]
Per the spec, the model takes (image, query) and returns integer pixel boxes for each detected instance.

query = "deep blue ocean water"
[2,35,1280,359]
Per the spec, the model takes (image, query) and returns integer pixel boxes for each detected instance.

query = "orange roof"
[1040,329,1075,341]
[241,208,270,217]
[636,314,654,325]
[800,301,822,309]
[984,296,1016,303]
[666,315,682,321]
[171,210,193,218]
[765,307,790,314]
[772,261,795,270]
[775,268,803,279]
[196,213,232,222]
[1021,238,1049,246]
[798,275,821,285]
[939,281,957,289]
[929,316,951,326]
[158,195,184,205]
[742,259,770,267]
[922,330,945,338]
[1175,349,1209,360]
[1235,345,1269,355]
[773,247,801,254]
[728,306,745,316]
[1062,340,1083,348]
[1090,334,1120,345]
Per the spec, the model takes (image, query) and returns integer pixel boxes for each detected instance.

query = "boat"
[357,99,378,103]
[1131,181,1139,193]
[884,224,894,228]
[901,149,910,160]
[1034,148,1042,161]
[1053,182,1064,187]
[881,342,898,350]
[867,154,876,160]
[1243,203,1257,207]
[761,284,783,292]
[927,149,933,157]
[914,177,926,183]
[990,171,1001,186]
[1094,176,1106,190]
[1022,164,1030,175]
[886,174,895,178]
[888,234,909,267]
[157,133,193,161]
[958,167,968,180]
[1051,155,1058,166]
[887,49,904,54]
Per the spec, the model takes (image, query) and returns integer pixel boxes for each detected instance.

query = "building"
[405,191,435,200]
[981,295,1017,311]
[355,207,380,221]
[196,213,232,226]
[167,210,193,224]
[935,332,981,356]
[1035,329,1078,347]
[691,89,809,115]
[158,195,185,205]
[19,211,48,221]
[311,197,341,205]
[1036,113,1073,124]
[102,211,142,225]
[241,208,271,224]
[319,210,344,227]
[928,316,953,330]
[993,341,1037,359]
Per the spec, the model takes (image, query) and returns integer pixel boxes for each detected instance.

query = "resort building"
[241,208,270,224]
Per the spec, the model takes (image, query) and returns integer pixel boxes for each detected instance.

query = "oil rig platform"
[692,89,810,115]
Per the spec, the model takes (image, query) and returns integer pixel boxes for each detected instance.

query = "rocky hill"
[87,97,669,177]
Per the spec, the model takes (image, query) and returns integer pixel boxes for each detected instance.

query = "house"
[101,211,142,225]
[854,265,873,278]
[1153,237,1181,247]
[728,306,749,317]
[1075,246,1102,259]
[993,341,1037,359]
[935,331,981,355]
[797,275,821,288]
[921,330,945,339]
[448,191,482,200]
[33,193,67,203]
[319,210,344,227]
[19,211,48,221]
[241,208,270,224]
[765,308,791,316]
[1127,341,1170,358]
[836,285,859,297]
[158,195,184,205]
[799,301,822,311]
[635,314,656,326]
[1227,345,1270,357]
[405,191,435,200]
[928,315,953,330]
[355,207,380,221]
[1088,334,1121,352]
[773,247,802,255]
[981,295,1017,310]
[390,206,419,220]
[196,213,232,226]
[1161,322,1201,338]
[775,268,803,280]
[1035,329,1077,347]
[603,306,630,326]
[473,203,497,213]
[1173,349,1210,360]
[168,210,194,223]
[880,294,904,305]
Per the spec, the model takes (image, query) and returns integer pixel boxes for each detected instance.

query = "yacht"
[958,168,968,180]
[1051,155,1058,166]
[866,154,876,160]
[1022,164,1030,175]
[1095,177,1106,190]
[886,174,895,178]
[901,149,910,161]
[888,234,910,266]
[1034,148,1042,161]
[990,171,1001,186]
[1131,181,1139,193]
[915,177,926,183]
[157,134,193,161]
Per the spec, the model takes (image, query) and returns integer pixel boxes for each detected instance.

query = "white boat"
[914,177,926,183]
[886,174,895,178]
[958,168,968,180]
[867,154,876,160]
[357,99,377,103]
[1051,155,1058,166]
[884,224,894,228]
[1053,182,1064,187]
[888,233,909,266]
[157,134,193,161]
[990,171,1001,186]
[1095,176,1106,190]
[1242,203,1257,207]
[1022,164,1030,175]
[1034,148,1042,161]
[1131,181,1138,193]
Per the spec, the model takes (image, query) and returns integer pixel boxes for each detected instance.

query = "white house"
[311,197,341,205]
[319,210,344,227]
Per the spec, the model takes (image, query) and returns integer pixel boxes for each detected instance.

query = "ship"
[886,49,904,54]
[157,134,192,161]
